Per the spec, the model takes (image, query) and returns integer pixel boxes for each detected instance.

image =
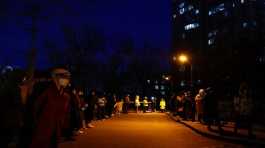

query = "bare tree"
[12,0,75,79]
[62,24,107,87]
[43,39,64,66]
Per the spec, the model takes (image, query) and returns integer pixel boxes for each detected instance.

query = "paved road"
[60,113,244,148]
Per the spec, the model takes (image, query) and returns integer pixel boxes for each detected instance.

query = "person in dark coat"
[0,70,24,148]
[234,81,255,138]
[183,91,192,120]
[204,86,223,133]
[105,93,116,117]
[84,90,97,128]
[123,95,130,114]
[29,68,71,148]
[61,87,80,141]
[18,78,52,148]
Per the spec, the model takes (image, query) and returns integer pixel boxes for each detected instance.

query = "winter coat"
[114,102,123,112]
[143,99,149,107]
[234,94,253,116]
[29,83,70,148]
[160,100,166,110]
[135,98,141,107]
[195,94,203,114]
[98,97,106,107]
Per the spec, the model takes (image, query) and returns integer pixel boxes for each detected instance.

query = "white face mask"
[58,78,70,88]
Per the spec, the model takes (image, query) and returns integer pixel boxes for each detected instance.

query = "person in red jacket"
[29,67,71,148]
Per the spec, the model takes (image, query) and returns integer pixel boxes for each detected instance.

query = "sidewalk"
[168,113,265,147]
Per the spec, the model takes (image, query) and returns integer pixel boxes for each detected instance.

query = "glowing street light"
[162,75,171,81]
[165,76,170,81]
[178,54,188,63]
[173,53,193,86]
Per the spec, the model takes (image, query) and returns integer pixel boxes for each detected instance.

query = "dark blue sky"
[0,0,171,69]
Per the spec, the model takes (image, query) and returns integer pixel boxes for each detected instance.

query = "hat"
[199,89,204,94]
[51,68,71,78]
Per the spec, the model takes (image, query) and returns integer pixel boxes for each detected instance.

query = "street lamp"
[162,75,171,81]
[165,76,170,81]
[173,54,193,86]
[178,54,188,63]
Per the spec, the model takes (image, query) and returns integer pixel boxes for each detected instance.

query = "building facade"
[172,0,265,83]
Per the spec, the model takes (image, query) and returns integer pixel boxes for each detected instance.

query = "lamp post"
[173,54,193,86]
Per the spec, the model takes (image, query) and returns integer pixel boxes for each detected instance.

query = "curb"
[168,113,265,147]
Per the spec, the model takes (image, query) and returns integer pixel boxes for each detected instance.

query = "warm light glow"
[178,54,188,63]
[162,75,171,81]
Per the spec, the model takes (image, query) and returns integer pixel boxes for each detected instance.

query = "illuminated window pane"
[252,21,257,26]
[208,39,214,45]
[184,23,199,30]
[182,33,186,39]
[179,8,185,14]
[243,22,247,28]
[179,2,185,8]
[208,3,225,16]
[188,5,194,10]
[208,32,212,37]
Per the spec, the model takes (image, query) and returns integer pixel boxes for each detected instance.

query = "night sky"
[0,0,171,69]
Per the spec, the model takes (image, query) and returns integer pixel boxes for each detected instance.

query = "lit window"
[252,21,257,26]
[208,32,213,38]
[208,3,225,16]
[155,85,159,90]
[184,23,200,30]
[216,3,225,13]
[232,3,235,7]
[224,11,228,16]
[188,5,194,11]
[208,39,214,45]
[259,57,263,63]
[180,81,185,87]
[179,8,185,15]
[243,22,248,28]
[241,0,244,4]
[182,33,186,39]
[179,2,185,8]
[195,9,199,14]
[161,85,165,90]
[208,30,218,38]
[173,14,177,18]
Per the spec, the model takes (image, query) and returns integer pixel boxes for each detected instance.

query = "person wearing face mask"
[234,81,255,138]
[29,67,71,148]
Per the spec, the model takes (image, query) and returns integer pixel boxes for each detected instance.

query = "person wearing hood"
[29,67,71,148]
[160,98,166,113]
[135,95,141,113]
[195,89,206,123]
[143,97,149,113]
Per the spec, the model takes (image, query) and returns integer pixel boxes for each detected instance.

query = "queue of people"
[0,66,171,148]
[169,81,255,138]
[0,67,125,148]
